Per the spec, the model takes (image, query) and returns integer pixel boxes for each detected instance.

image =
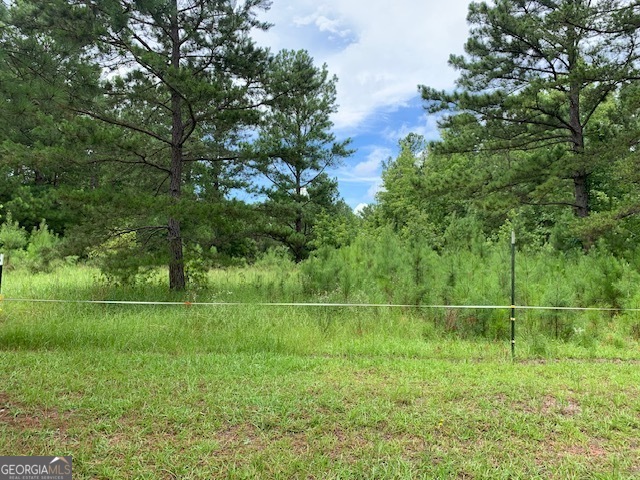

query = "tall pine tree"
[248,50,353,261]
[421,0,640,226]
[9,0,273,289]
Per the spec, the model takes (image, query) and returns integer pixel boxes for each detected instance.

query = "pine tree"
[0,2,98,234]
[248,50,353,261]
[421,0,640,223]
[8,0,273,289]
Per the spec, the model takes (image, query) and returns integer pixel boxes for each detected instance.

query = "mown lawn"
[2,349,640,478]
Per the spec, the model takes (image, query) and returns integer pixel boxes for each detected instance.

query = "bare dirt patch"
[541,395,582,417]
[214,422,269,457]
[0,391,70,431]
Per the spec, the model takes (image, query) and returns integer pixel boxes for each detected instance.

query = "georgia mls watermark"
[0,456,72,480]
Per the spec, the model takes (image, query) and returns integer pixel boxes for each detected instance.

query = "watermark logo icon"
[0,456,72,480]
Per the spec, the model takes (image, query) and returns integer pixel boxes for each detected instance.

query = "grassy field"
[1,266,639,478]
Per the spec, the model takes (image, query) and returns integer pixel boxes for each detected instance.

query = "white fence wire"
[1,297,639,312]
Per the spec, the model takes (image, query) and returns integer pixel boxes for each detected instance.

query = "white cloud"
[254,1,471,131]
[383,112,442,144]
[335,145,391,201]
[352,146,391,177]
[330,146,390,206]
[353,202,368,215]
[367,180,385,200]
[293,9,353,39]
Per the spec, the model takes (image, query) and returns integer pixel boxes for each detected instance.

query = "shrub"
[88,231,159,285]
[0,213,28,267]
[24,220,62,273]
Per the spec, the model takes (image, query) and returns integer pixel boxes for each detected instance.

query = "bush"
[88,231,160,285]
[24,220,62,273]
[254,246,294,270]
[0,213,28,267]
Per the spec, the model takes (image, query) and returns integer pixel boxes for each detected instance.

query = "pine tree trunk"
[295,171,303,234]
[568,60,592,248]
[168,0,186,291]
[168,119,185,290]
[294,170,305,262]
[573,173,589,218]
[168,217,185,290]
[568,33,589,220]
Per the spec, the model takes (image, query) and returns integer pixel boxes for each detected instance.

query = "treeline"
[353,0,640,261]
[417,0,640,251]
[0,1,352,288]
[1,0,640,291]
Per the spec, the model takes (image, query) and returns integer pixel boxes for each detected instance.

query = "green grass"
[2,352,640,478]
[1,266,640,478]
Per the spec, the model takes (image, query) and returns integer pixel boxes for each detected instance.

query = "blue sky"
[253,0,473,211]
[333,99,443,211]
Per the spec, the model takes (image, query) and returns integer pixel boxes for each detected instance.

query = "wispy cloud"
[353,147,390,176]
[366,180,385,200]
[254,1,471,131]
[334,146,390,208]
[337,146,391,182]
[293,9,354,40]
[382,112,442,144]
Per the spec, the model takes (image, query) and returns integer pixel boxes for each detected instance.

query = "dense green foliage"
[5,237,640,349]
[0,0,357,287]
[421,0,640,245]
[2,261,640,355]
[1,0,640,297]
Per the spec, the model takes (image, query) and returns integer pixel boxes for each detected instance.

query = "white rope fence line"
[1,297,639,312]
[518,305,629,312]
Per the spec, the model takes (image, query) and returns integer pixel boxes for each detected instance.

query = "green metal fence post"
[510,231,516,359]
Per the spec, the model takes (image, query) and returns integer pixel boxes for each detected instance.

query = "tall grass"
[2,239,639,478]
[1,233,640,359]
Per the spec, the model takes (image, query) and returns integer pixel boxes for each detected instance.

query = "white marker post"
[0,253,4,295]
